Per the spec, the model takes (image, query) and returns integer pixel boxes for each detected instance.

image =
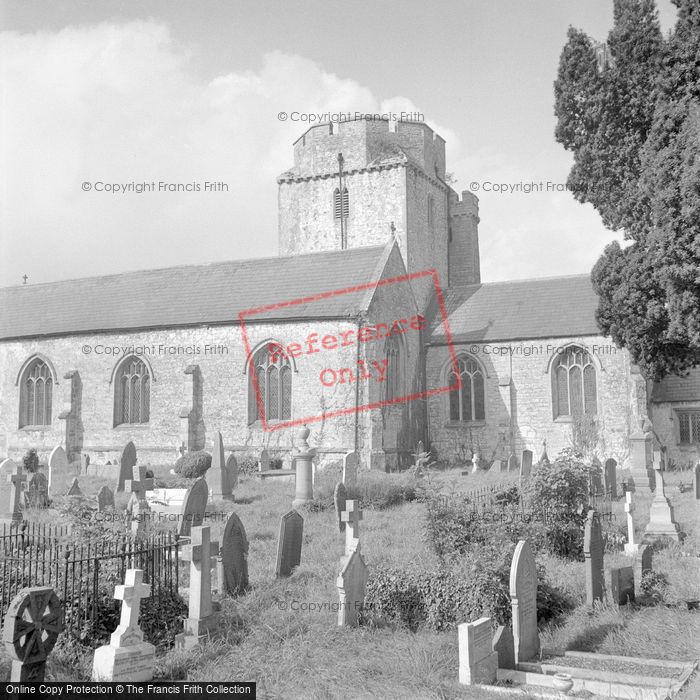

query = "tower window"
[334,187,349,219]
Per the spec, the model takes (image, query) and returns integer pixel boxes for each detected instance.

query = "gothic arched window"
[552,346,597,419]
[114,356,150,426]
[383,335,404,402]
[333,186,349,219]
[19,358,53,427]
[448,355,485,422]
[248,343,292,424]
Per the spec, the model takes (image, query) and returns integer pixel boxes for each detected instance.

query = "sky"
[0,0,680,287]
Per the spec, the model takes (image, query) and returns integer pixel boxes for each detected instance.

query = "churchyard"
[0,434,699,698]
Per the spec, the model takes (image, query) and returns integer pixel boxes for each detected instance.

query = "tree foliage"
[554,0,700,380]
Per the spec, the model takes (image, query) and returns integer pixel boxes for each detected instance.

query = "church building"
[0,118,697,470]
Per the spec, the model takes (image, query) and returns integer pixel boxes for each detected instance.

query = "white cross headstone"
[623,491,639,555]
[341,500,363,555]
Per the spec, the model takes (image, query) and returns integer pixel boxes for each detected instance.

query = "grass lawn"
[1,464,699,698]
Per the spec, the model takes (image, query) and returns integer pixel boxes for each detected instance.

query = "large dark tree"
[554,0,700,380]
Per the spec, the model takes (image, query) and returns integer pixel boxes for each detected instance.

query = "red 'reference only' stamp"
[238,269,459,431]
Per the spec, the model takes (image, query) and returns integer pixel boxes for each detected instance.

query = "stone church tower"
[277,118,480,309]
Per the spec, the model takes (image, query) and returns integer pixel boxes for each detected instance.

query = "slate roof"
[0,245,390,340]
[430,274,601,343]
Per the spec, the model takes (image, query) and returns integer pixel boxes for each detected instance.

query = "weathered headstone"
[644,451,680,542]
[92,569,155,681]
[1,463,24,527]
[226,454,239,490]
[610,566,635,605]
[97,485,115,512]
[205,432,231,500]
[0,457,16,479]
[694,462,700,500]
[604,458,618,498]
[341,499,363,555]
[178,477,209,538]
[275,509,304,578]
[26,472,49,508]
[176,526,220,649]
[520,450,533,478]
[509,540,540,664]
[584,510,605,604]
[507,454,518,472]
[220,512,249,596]
[342,451,358,486]
[492,625,515,670]
[417,440,424,456]
[65,477,82,496]
[635,545,653,591]
[492,459,503,473]
[48,445,70,494]
[3,587,63,681]
[458,617,498,685]
[334,482,347,532]
[590,460,603,496]
[116,441,137,492]
[624,491,639,555]
[259,449,270,472]
[336,547,369,627]
[80,453,90,474]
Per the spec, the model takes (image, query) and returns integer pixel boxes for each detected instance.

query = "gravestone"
[492,460,503,473]
[206,431,232,500]
[507,454,518,472]
[635,545,653,589]
[3,587,63,681]
[336,547,369,627]
[604,458,617,498]
[26,472,49,508]
[80,453,90,474]
[97,485,115,512]
[126,466,154,536]
[492,625,515,670]
[584,510,605,604]
[628,422,654,492]
[275,509,304,578]
[0,457,15,479]
[694,462,700,500]
[610,566,635,605]
[1,463,24,526]
[416,440,424,456]
[292,428,314,508]
[623,491,639,555]
[66,478,83,496]
[341,500,363,555]
[539,439,550,465]
[176,526,220,649]
[92,569,155,681]
[259,449,270,472]
[226,454,239,490]
[342,451,358,486]
[643,452,680,542]
[178,477,209,538]
[220,512,249,596]
[334,482,347,532]
[590,462,603,496]
[116,441,137,492]
[48,445,70,495]
[509,540,540,664]
[458,617,498,685]
[520,450,533,478]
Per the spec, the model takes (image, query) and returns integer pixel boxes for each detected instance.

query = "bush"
[237,453,259,477]
[174,451,211,478]
[22,448,41,473]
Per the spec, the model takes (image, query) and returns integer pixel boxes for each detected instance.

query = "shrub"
[22,448,40,474]
[174,451,211,478]
[237,453,259,477]
[270,457,283,470]
[523,448,589,515]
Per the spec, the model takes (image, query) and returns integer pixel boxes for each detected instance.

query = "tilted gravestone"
[509,540,540,664]
[492,625,515,670]
[226,454,239,491]
[48,445,71,495]
[275,510,304,578]
[220,512,249,596]
[604,458,618,498]
[520,450,533,478]
[178,477,209,538]
[342,451,358,486]
[3,587,63,681]
[26,472,49,508]
[336,547,369,627]
[206,432,231,500]
[507,454,518,472]
[116,441,137,492]
[334,482,347,532]
[610,566,635,605]
[584,510,605,604]
[92,569,155,681]
[458,616,498,685]
[97,485,115,512]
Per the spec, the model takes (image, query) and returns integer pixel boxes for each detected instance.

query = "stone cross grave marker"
[220,512,249,596]
[116,441,137,492]
[539,439,550,465]
[507,454,518,472]
[624,491,639,555]
[97,485,115,512]
[26,472,49,508]
[178,476,209,538]
[610,566,635,605]
[226,454,239,491]
[177,525,220,649]
[48,445,71,495]
[520,450,533,478]
[66,477,83,496]
[336,547,369,627]
[2,464,24,526]
[259,449,270,472]
[604,458,618,498]
[458,617,498,685]
[334,482,347,532]
[470,451,480,473]
[206,431,232,500]
[492,625,515,670]
[342,451,358,486]
[644,451,680,542]
[509,540,540,664]
[3,586,63,681]
[341,499,363,555]
[694,462,700,500]
[92,569,155,681]
[126,466,154,536]
[584,510,605,604]
[275,510,304,578]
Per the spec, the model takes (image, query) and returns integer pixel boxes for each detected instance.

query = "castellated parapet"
[449,190,481,286]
